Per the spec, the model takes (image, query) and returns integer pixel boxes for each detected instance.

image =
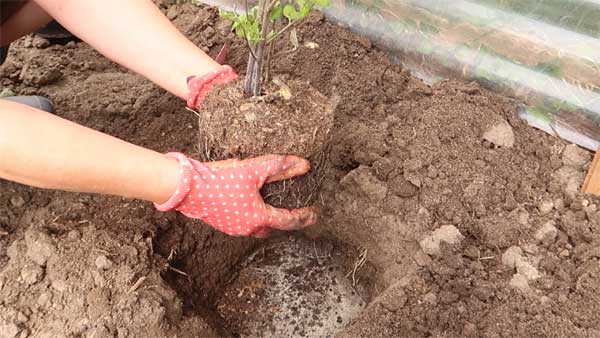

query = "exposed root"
[127,276,147,294]
[346,248,368,287]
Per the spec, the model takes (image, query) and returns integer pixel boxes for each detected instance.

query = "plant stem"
[264,41,274,83]
[244,0,275,96]
[266,20,297,44]
[244,52,256,96]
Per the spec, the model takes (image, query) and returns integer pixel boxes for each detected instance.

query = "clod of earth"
[534,221,558,244]
[20,264,44,285]
[509,274,531,293]
[562,144,590,168]
[482,120,515,148]
[95,255,113,270]
[24,229,56,267]
[538,200,554,214]
[419,225,464,256]
[501,246,540,280]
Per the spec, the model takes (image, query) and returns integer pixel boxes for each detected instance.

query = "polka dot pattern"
[186,65,238,109]
[154,152,298,237]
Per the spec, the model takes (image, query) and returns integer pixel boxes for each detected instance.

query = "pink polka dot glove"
[154,152,317,237]
[186,45,235,108]
[186,64,238,109]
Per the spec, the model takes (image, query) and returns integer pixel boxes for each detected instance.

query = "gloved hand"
[186,45,236,109]
[154,152,317,237]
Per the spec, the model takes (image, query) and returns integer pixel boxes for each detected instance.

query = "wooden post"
[582,150,600,195]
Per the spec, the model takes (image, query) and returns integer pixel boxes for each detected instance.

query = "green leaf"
[283,4,300,20]
[219,9,237,21]
[299,4,311,18]
[249,6,260,20]
[270,3,283,21]
[233,23,245,38]
[313,0,330,7]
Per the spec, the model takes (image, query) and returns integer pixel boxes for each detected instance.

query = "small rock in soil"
[413,250,432,267]
[562,144,590,168]
[502,246,540,280]
[32,35,50,48]
[554,198,565,210]
[509,274,531,293]
[553,166,584,197]
[15,312,27,324]
[502,246,523,269]
[517,210,529,226]
[538,200,554,215]
[559,249,570,257]
[419,225,464,256]
[483,120,515,148]
[389,175,418,198]
[10,196,25,208]
[21,264,44,285]
[423,292,437,305]
[25,229,56,266]
[535,221,558,244]
[36,292,51,308]
[95,255,113,270]
[117,328,128,338]
[516,260,540,280]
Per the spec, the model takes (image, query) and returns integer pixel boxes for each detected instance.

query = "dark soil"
[201,78,333,160]
[2,1,600,338]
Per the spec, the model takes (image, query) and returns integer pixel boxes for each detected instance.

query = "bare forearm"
[33,0,220,98]
[0,101,178,203]
[0,1,52,47]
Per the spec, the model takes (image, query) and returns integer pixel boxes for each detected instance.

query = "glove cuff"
[186,65,238,109]
[154,152,195,211]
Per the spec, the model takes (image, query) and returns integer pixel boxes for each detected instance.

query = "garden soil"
[2,1,600,337]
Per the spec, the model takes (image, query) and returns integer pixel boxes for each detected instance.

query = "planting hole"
[216,235,366,337]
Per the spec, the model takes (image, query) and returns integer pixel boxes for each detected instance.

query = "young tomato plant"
[220,0,330,96]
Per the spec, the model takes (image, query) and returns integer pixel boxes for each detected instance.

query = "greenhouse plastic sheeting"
[204,0,600,150]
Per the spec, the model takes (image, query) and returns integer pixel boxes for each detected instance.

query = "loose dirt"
[2,1,600,338]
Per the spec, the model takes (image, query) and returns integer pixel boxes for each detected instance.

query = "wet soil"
[2,1,600,338]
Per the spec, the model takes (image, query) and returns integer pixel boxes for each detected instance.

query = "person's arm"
[0,101,316,236]
[0,1,53,46]
[33,0,221,99]
[0,100,179,203]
